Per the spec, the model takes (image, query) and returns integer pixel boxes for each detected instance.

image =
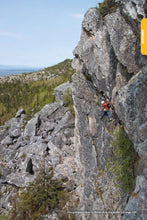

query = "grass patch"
[121,65,133,81]
[98,0,118,17]
[63,88,75,117]
[106,126,137,193]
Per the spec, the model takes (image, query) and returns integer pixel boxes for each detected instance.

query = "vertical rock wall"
[72,0,147,219]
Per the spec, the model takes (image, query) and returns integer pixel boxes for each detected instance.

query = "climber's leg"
[107,111,112,120]
[101,111,105,119]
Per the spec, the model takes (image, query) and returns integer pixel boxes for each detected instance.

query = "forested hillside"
[0,59,74,125]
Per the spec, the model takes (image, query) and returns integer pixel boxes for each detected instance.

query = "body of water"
[0,68,40,77]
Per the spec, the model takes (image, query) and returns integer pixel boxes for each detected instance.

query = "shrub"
[3,166,69,220]
[63,88,75,117]
[63,88,73,107]
[106,126,137,193]
[98,0,117,17]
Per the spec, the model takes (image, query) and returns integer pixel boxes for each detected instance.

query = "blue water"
[0,68,40,77]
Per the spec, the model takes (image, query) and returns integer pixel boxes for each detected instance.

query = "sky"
[0,0,103,68]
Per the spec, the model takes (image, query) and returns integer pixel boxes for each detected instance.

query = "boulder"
[15,109,25,118]
[53,82,72,105]
[1,136,13,146]
[24,115,40,137]
[9,128,21,138]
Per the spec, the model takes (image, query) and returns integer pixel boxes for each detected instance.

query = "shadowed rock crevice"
[26,158,34,175]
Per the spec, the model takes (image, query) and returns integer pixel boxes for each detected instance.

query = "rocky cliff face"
[0,0,147,219]
[72,0,147,219]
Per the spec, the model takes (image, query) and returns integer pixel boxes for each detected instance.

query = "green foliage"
[106,126,137,193]
[98,0,117,17]
[3,166,69,220]
[121,65,133,82]
[63,88,75,117]
[63,88,73,107]
[0,59,74,125]
[43,59,74,82]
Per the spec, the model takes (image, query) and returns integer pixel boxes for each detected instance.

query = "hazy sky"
[0,0,103,68]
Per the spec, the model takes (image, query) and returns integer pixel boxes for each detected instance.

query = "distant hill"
[0,65,41,77]
[0,59,73,83]
[0,59,74,125]
[0,64,40,69]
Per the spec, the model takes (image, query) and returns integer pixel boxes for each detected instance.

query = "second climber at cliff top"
[100,99,112,121]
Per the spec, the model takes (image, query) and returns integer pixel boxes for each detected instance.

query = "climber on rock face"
[100,99,112,121]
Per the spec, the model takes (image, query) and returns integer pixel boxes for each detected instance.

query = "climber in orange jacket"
[100,99,112,121]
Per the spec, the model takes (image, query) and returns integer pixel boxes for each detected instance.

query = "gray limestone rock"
[137,140,147,166]
[38,103,60,120]
[116,0,146,20]
[1,136,13,146]
[82,8,102,35]
[0,98,76,217]
[123,175,147,220]
[71,2,147,219]
[15,109,25,118]
[105,10,138,73]
[53,81,72,105]
[9,128,21,138]
[24,115,40,137]
[113,68,147,147]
